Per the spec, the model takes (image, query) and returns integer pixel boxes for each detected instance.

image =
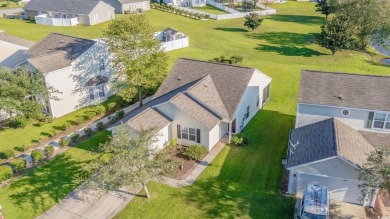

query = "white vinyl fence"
[206,0,239,13]
[35,14,79,27]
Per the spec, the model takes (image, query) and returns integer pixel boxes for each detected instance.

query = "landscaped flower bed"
[151,3,211,20]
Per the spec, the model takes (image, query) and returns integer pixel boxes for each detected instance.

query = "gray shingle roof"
[118,0,148,4]
[24,0,103,15]
[25,33,96,73]
[170,93,221,129]
[126,107,171,131]
[153,58,256,119]
[0,32,35,48]
[360,131,390,149]
[163,28,179,35]
[299,70,390,111]
[85,75,108,87]
[286,118,375,168]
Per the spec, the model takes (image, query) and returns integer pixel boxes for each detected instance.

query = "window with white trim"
[98,85,105,97]
[182,127,189,140]
[372,113,390,130]
[180,126,199,143]
[189,128,196,141]
[99,59,105,71]
[245,106,250,119]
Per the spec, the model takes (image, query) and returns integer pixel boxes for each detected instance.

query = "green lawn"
[0,1,388,218]
[0,131,110,219]
[0,1,26,10]
[191,4,227,15]
[0,96,121,154]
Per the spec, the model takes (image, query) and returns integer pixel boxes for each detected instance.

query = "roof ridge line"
[302,69,390,78]
[178,57,255,70]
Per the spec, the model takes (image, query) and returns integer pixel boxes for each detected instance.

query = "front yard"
[0,1,388,218]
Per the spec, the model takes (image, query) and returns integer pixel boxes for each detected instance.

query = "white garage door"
[297,173,363,205]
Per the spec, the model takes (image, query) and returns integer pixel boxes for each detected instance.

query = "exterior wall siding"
[287,157,359,194]
[296,103,390,132]
[208,123,220,150]
[88,2,115,25]
[155,102,213,150]
[102,0,123,13]
[232,70,272,132]
[122,1,150,13]
[152,124,171,150]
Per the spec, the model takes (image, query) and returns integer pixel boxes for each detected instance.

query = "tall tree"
[316,15,353,55]
[335,0,390,50]
[103,15,168,106]
[359,145,390,201]
[244,13,264,31]
[0,68,52,122]
[82,126,175,199]
[315,0,336,19]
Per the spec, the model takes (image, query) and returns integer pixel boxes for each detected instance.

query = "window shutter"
[196,129,201,143]
[366,112,374,128]
[177,125,181,139]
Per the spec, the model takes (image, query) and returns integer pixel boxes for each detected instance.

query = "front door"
[231,119,236,133]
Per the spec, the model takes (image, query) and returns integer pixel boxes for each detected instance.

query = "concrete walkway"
[163,140,226,188]
[0,8,22,16]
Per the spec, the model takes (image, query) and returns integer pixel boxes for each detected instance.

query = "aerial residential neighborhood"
[0,0,389,219]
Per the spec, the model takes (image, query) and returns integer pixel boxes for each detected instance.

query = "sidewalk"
[163,140,226,188]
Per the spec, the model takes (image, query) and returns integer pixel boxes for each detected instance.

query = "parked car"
[295,184,329,219]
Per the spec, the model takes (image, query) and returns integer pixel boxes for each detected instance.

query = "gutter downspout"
[228,121,232,144]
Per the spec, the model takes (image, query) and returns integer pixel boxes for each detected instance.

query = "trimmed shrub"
[183,145,207,160]
[84,127,93,136]
[0,149,15,159]
[44,116,54,124]
[75,116,84,125]
[36,121,45,127]
[205,14,210,19]
[231,55,243,63]
[10,158,27,172]
[70,133,80,142]
[44,145,55,157]
[115,110,125,119]
[59,137,69,147]
[12,116,28,128]
[31,150,44,163]
[107,102,117,112]
[92,105,105,115]
[230,133,248,146]
[50,129,57,137]
[14,145,28,152]
[96,122,105,131]
[84,111,95,120]
[63,121,71,131]
[0,165,13,181]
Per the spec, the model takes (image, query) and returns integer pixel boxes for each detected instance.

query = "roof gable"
[126,107,171,131]
[24,0,104,15]
[153,58,255,118]
[0,32,35,48]
[299,70,390,111]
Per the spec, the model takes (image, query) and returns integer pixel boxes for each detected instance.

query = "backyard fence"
[35,14,79,27]
[206,0,239,13]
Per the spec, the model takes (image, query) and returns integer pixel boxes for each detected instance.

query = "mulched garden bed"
[167,145,201,180]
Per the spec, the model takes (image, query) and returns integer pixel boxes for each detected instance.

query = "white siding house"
[110,58,272,152]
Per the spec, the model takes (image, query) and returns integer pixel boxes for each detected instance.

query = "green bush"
[0,149,15,159]
[75,115,84,125]
[231,55,243,63]
[84,127,93,136]
[205,14,210,19]
[12,116,28,128]
[70,133,80,142]
[0,165,13,181]
[14,145,28,152]
[84,111,96,120]
[44,116,54,124]
[96,122,105,131]
[59,137,69,147]
[107,102,116,112]
[10,158,26,172]
[31,150,44,163]
[183,145,207,160]
[92,105,105,115]
[36,121,45,127]
[63,121,71,131]
[230,134,248,146]
[44,145,55,157]
[115,110,125,119]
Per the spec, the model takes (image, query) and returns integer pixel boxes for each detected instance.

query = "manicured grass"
[191,4,227,15]
[0,131,110,219]
[0,1,26,10]
[0,96,121,153]
[0,2,389,218]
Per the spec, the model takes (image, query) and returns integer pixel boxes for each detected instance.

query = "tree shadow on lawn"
[256,44,325,57]
[268,14,325,26]
[214,27,249,32]
[7,154,92,213]
[181,110,296,218]
[246,32,316,46]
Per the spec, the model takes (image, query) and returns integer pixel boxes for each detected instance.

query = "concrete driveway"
[0,8,22,16]
[329,201,366,219]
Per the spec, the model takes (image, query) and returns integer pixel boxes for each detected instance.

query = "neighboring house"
[103,0,150,14]
[286,70,390,206]
[110,58,272,151]
[164,0,206,7]
[18,33,114,118]
[23,0,115,26]
[0,32,35,68]
[296,70,390,133]
[154,28,189,52]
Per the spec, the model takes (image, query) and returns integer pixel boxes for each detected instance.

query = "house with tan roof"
[285,70,390,207]
[0,32,35,68]
[17,33,114,118]
[109,58,272,151]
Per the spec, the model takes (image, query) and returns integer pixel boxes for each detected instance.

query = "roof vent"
[338,94,343,100]
[203,83,207,88]
[60,40,64,44]
[177,75,181,81]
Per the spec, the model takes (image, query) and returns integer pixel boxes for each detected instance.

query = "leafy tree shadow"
[268,14,325,26]
[256,45,325,57]
[214,27,249,32]
[246,32,316,46]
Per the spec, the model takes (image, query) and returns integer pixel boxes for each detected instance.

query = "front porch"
[35,14,79,26]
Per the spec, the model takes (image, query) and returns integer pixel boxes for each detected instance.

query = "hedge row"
[151,3,211,20]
